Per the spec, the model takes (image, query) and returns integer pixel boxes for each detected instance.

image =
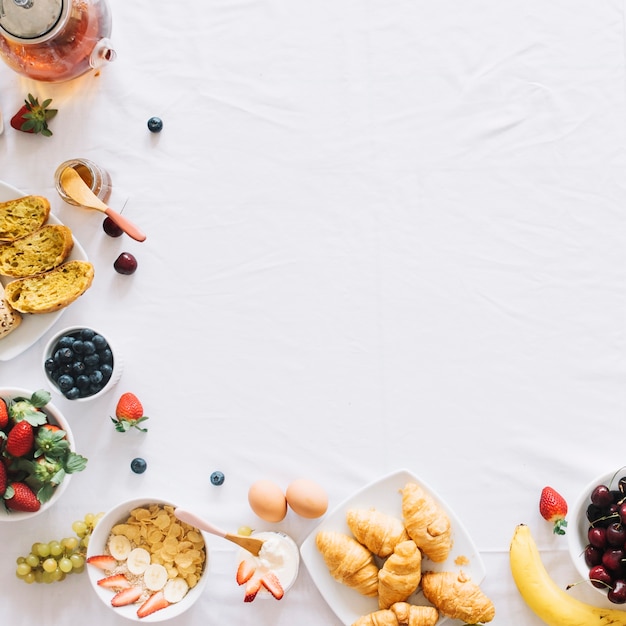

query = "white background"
[1,0,626,624]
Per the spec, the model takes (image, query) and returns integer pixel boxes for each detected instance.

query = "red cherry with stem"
[607,522,626,547]
[588,526,607,549]
[609,579,626,604]
[592,485,613,507]
[589,564,613,589]
[585,544,604,567]
[602,548,624,572]
[114,252,137,275]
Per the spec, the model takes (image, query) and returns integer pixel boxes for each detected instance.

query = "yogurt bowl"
[236,530,300,601]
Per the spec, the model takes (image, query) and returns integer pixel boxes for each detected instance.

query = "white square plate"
[0,180,89,361]
[299,468,485,625]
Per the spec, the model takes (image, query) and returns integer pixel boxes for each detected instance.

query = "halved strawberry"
[236,559,256,585]
[86,554,118,571]
[98,573,132,589]
[244,574,263,602]
[111,586,143,607]
[261,571,284,600]
[137,590,170,618]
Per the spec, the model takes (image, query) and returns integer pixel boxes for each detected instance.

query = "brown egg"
[286,478,328,519]
[248,480,287,522]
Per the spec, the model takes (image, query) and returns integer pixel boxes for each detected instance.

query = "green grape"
[36,543,51,558]
[49,568,63,582]
[16,562,31,576]
[61,536,79,551]
[25,553,40,568]
[41,571,54,584]
[69,553,84,569]
[72,520,87,537]
[237,525,253,536]
[84,512,96,526]
[42,558,58,573]
[81,535,90,549]
[73,564,85,574]
[22,571,35,584]
[48,541,63,556]
[58,557,73,573]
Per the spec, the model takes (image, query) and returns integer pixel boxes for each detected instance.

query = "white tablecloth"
[1,1,626,624]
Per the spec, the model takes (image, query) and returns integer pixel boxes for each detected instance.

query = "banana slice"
[126,547,151,575]
[163,577,189,603]
[108,535,132,561]
[144,563,169,591]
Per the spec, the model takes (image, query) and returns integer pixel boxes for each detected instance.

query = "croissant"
[346,508,410,558]
[390,602,439,626]
[351,609,398,626]
[401,482,452,562]
[421,571,495,624]
[315,531,379,597]
[378,540,422,609]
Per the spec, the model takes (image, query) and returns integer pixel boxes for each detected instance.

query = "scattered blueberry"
[131,458,147,474]
[147,116,163,133]
[210,471,225,486]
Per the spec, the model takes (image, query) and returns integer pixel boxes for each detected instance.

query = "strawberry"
[539,486,568,535]
[111,586,143,607]
[10,94,57,137]
[244,574,263,602]
[5,420,34,457]
[136,591,170,618]
[0,460,7,496]
[261,571,284,600]
[86,554,118,571]
[98,573,132,590]
[0,398,8,429]
[4,481,40,512]
[111,392,149,432]
[236,559,256,585]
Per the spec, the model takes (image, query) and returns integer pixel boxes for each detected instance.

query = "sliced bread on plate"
[0,196,51,242]
[0,224,74,277]
[4,260,94,314]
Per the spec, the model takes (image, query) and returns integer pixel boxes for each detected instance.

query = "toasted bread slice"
[0,196,51,242]
[4,260,94,314]
[0,283,22,339]
[0,224,74,278]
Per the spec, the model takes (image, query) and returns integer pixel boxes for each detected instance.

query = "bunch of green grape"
[15,511,104,584]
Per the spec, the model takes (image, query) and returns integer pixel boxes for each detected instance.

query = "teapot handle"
[89,38,116,69]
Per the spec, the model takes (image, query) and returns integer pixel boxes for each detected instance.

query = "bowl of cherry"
[568,468,626,604]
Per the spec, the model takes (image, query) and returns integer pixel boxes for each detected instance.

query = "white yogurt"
[238,531,300,596]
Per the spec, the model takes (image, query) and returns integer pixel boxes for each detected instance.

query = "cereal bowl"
[86,497,209,622]
[0,387,80,521]
[43,325,123,401]
[568,468,626,604]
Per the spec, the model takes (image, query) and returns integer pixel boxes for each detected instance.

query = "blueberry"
[65,387,81,400]
[147,116,163,133]
[210,471,225,486]
[82,341,96,355]
[80,328,95,341]
[57,374,74,391]
[93,334,108,350]
[72,361,86,375]
[58,347,74,363]
[76,375,90,389]
[101,349,113,365]
[84,353,100,368]
[89,370,104,386]
[131,458,147,474]
[72,340,85,354]
[58,336,75,349]
[44,358,55,372]
[100,364,113,381]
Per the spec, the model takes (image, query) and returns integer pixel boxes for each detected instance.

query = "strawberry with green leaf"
[539,486,568,535]
[10,93,57,137]
[111,392,149,432]
[8,389,51,426]
[5,421,34,457]
[4,481,40,512]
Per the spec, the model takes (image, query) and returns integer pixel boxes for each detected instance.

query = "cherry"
[602,548,624,572]
[607,522,626,547]
[585,544,604,567]
[618,503,626,524]
[102,216,123,237]
[114,252,137,275]
[609,579,626,604]
[588,526,607,549]
[592,485,613,507]
[589,564,613,589]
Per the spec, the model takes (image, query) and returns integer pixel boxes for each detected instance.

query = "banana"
[163,577,189,603]
[509,523,626,625]
[143,563,168,591]
[108,535,132,561]
[126,547,151,575]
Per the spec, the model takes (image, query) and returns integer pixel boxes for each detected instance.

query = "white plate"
[0,180,89,361]
[299,468,486,626]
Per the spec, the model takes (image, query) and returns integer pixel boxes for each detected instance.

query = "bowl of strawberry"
[568,468,626,604]
[0,388,87,521]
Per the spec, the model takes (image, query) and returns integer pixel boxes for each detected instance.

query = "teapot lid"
[0,0,66,40]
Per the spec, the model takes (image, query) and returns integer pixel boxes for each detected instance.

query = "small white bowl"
[86,497,210,622]
[568,468,626,599]
[0,387,76,522]
[235,530,300,599]
[43,326,123,401]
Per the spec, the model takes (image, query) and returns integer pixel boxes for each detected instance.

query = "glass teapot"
[0,0,115,82]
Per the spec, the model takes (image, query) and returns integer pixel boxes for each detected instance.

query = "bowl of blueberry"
[568,467,626,605]
[43,326,123,401]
